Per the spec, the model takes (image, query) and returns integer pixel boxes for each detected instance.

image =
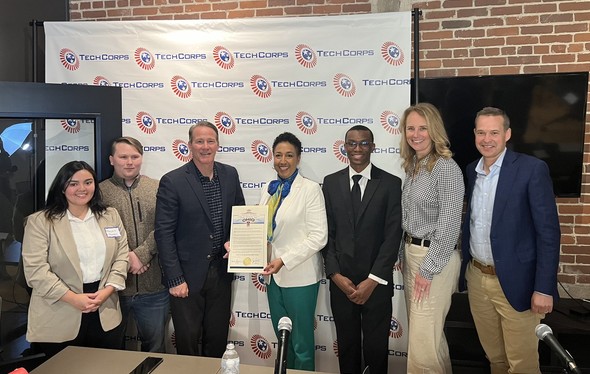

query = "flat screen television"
[415,72,588,197]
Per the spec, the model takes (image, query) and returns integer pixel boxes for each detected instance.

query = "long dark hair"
[44,160,107,219]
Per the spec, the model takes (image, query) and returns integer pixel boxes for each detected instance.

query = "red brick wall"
[70,0,590,296]
[69,0,373,20]
[413,0,590,298]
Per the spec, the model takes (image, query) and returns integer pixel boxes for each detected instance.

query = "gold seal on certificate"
[228,205,268,273]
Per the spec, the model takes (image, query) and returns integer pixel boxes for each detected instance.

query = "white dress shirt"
[348,164,387,285]
[469,148,507,265]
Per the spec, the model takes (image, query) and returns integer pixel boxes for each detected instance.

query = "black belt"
[405,233,430,247]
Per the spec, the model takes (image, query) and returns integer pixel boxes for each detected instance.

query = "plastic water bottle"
[221,343,240,374]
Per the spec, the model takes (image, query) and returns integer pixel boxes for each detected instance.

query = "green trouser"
[267,277,319,371]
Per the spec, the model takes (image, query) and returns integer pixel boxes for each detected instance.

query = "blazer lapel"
[53,215,83,282]
[492,150,517,231]
[96,213,115,282]
[184,163,213,226]
[217,162,230,228]
[272,174,302,238]
[467,165,477,202]
[357,165,380,222]
[464,162,477,230]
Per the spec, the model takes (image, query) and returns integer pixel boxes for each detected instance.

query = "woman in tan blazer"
[22,161,128,358]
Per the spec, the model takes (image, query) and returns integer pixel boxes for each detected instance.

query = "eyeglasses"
[345,141,373,149]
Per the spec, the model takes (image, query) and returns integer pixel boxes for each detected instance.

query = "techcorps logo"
[317,49,374,58]
[46,145,90,152]
[136,111,156,134]
[93,76,111,86]
[295,111,318,135]
[390,316,403,338]
[250,75,272,98]
[143,145,166,152]
[380,110,401,135]
[213,46,235,69]
[250,334,272,360]
[295,44,317,68]
[59,48,80,71]
[61,119,81,134]
[332,140,349,164]
[134,47,155,70]
[214,112,236,135]
[170,75,191,99]
[219,146,246,154]
[251,140,272,163]
[235,117,289,125]
[333,73,356,97]
[251,273,267,292]
[381,41,405,66]
[172,139,192,162]
[318,117,372,125]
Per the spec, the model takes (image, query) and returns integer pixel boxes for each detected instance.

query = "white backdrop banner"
[45,13,410,373]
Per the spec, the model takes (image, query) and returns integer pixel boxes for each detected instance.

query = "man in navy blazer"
[322,125,402,374]
[155,121,245,357]
[460,107,560,374]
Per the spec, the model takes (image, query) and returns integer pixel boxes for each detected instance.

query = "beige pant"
[466,262,542,374]
[404,243,460,374]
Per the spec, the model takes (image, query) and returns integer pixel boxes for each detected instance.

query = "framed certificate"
[228,205,268,273]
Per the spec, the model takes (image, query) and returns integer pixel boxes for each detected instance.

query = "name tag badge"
[105,227,121,238]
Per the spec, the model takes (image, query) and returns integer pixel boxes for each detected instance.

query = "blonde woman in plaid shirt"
[399,103,465,373]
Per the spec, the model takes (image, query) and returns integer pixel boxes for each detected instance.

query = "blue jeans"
[120,289,170,352]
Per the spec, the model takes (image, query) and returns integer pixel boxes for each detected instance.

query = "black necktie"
[352,174,362,217]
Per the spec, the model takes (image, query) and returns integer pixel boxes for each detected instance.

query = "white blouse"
[67,209,106,284]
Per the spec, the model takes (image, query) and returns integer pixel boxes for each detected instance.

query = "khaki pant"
[466,262,542,374]
[404,243,460,374]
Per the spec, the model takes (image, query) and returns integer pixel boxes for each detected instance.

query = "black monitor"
[416,72,588,197]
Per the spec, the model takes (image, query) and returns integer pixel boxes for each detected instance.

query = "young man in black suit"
[322,125,402,374]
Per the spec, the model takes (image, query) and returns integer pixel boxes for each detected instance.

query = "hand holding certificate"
[228,205,268,273]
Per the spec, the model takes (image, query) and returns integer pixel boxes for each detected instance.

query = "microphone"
[274,316,292,374]
[535,324,582,374]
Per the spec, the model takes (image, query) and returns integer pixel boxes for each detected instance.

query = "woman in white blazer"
[23,161,128,358]
[259,132,328,371]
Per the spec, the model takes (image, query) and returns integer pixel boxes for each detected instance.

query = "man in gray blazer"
[155,121,245,357]
[322,125,402,374]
